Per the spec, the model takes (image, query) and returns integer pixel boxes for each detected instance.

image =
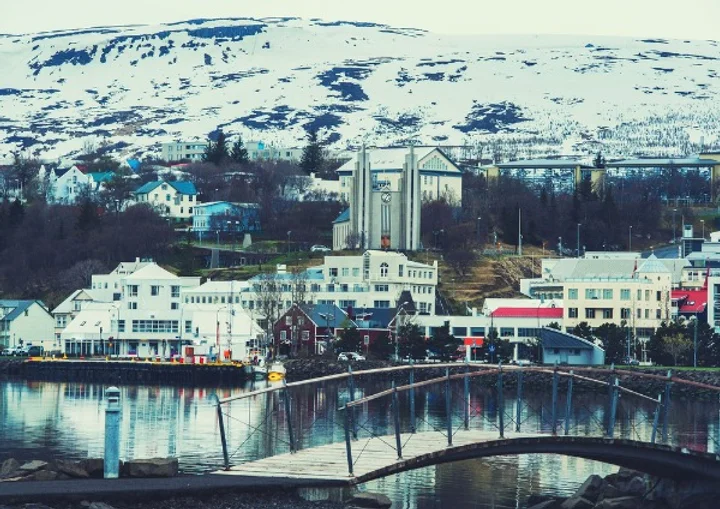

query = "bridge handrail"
[218,363,720,405]
[343,366,658,408]
[217,362,472,404]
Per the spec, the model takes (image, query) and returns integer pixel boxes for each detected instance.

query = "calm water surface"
[1,378,718,509]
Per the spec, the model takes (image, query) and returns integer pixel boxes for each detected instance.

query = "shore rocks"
[121,458,178,478]
[346,492,393,508]
[0,458,20,478]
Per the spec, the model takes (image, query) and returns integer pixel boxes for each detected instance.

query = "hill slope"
[2,18,720,160]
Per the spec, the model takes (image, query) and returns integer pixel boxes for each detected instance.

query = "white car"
[311,245,331,253]
[338,352,366,362]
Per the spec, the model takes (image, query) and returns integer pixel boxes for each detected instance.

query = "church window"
[380,263,389,278]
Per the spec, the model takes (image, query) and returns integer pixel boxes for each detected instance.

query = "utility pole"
[577,223,581,258]
[629,225,633,252]
[694,315,698,368]
[518,208,523,256]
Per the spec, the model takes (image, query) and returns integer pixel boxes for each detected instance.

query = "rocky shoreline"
[0,457,178,482]
[526,468,720,509]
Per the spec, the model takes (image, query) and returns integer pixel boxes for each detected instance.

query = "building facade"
[134,180,198,221]
[0,300,55,351]
[193,201,261,236]
[333,146,462,251]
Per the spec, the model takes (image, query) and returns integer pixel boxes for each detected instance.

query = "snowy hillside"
[2,17,720,162]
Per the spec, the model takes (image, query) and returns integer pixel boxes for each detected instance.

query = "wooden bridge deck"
[215,430,539,483]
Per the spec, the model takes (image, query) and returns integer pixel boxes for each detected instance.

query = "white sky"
[3,0,720,40]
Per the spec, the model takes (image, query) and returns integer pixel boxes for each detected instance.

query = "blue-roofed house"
[539,327,605,365]
[193,201,261,238]
[332,209,350,251]
[0,300,55,352]
[134,180,199,221]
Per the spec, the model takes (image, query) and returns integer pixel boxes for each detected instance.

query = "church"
[332,146,463,251]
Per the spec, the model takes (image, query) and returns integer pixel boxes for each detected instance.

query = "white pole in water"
[104,387,121,479]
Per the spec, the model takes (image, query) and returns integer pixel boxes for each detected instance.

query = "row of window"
[567,307,663,320]
[127,285,181,298]
[567,288,664,302]
[131,320,179,334]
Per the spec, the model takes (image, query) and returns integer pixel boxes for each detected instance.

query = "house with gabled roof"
[134,180,198,221]
[273,303,352,357]
[0,300,55,352]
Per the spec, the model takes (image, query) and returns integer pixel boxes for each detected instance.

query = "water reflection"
[1,379,719,509]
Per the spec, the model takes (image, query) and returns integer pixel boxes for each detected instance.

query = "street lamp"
[99,326,103,357]
[558,237,563,256]
[672,208,677,243]
[287,230,292,256]
[576,223,581,258]
[476,217,482,244]
[701,219,705,240]
[628,225,633,251]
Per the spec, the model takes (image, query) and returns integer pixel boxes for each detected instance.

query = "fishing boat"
[267,361,286,382]
[243,360,267,380]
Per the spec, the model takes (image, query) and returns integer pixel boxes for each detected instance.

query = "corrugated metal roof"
[333,208,350,224]
[540,328,596,350]
[0,300,46,322]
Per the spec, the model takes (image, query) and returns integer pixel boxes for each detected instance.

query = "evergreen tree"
[595,323,631,364]
[336,326,362,353]
[230,136,249,165]
[202,131,229,165]
[593,151,606,169]
[397,323,426,360]
[369,333,394,360]
[428,322,461,361]
[572,322,594,340]
[299,129,325,175]
[8,199,24,229]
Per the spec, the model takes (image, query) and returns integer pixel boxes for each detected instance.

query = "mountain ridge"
[2,17,720,162]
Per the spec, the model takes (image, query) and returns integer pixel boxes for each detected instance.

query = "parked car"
[623,357,640,366]
[9,346,26,356]
[311,245,331,253]
[338,352,366,362]
[0,348,12,356]
[26,346,45,357]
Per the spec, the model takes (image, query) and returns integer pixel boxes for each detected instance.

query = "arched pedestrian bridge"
[211,364,720,486]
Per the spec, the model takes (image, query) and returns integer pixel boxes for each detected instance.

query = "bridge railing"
[212,363,720,472]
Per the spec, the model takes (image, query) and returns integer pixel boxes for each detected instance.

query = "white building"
[134,180,199,221]
[223,251,439,315]
[283,172,342,202]
[0,300,55,351]
[161,140,304,163]
[333,146,463,251]
[161,141,208,162]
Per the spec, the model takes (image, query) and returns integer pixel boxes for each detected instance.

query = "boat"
[243,361,267,380]
[267,362,286,382]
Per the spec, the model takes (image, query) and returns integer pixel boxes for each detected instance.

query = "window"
[352,268,360,277]
[128,285,138,297]
[656,291,662,302]
[518,328,541,337]
[113,293,121,301]
[171,302,179,310]
[637,308,642,319]
[568,289,578,300]
[280,330,287,341]
[645,309,650,319]
[327,284,335,293]
[572,349,580,355]
[374,300,391,308]
[645,290,650,301]
[339,300,356,309]
[185,321,192,333]
[131,320,179,333]
[470,327,485,336]
[151,285,160,296]
[329,268,338,277]
[452,327,468,336]
[171,286,180,298]
[374,284,389,292]
[656,309,662,319]
[585,289,599,300]
[399,264,404,277]
[74,301,82,311]
[341,267,349,277]
[500,327,515,337]
[568,308,578,318]
[380,263,389,278]
[585,308,596,319]
[621,289,630,301]
[603,289,613,300]
[340,284,349,292]
[621,308,631,319]
[602,309,613,319]
[285,316,292,326]
[311,284,321,292]
[128,302,137,310]
[302,330,310,341]
[56,316,67,327]
[298,316,305,326]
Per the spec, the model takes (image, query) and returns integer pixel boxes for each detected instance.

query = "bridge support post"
[214,396,230,470]
[410,362,416,433]
[564,371,574,436]
[662,370,672,443]
[348,365,357,439]
[283,380,296,453]
[343,408,354,477]
[516,369,523,432]
[464,365,470,430]
[497,365,505,438]
[608,377,619,438]
[393,383,403,459]
[651,393,662,444]
[446,368,453,446]
[551,367,559,436]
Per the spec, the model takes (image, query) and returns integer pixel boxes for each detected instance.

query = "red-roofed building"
[671,289,708,320]
[490,307,563,319]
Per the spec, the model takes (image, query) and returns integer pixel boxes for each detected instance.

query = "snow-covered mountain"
[2,17,720,162]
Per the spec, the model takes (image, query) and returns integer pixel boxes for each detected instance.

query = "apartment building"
[562,255,672,339]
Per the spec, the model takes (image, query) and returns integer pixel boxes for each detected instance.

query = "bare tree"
[254,273,284,355]
[290,268,314,305]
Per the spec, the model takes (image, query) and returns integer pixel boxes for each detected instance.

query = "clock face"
[381,192,391,203]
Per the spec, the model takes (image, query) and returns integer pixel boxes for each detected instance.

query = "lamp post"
[628,225,633,251]
[518,208,523,256]
[99,326,103,357]
[476,217,482,244]
[576,223,581,258]
[215,230,220,246]
[701,219,705,240]
[558,237,563,257]
[287,230,292,256]
[693,314,698,368]
[672,208,677,243]
[393,302,409,362]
